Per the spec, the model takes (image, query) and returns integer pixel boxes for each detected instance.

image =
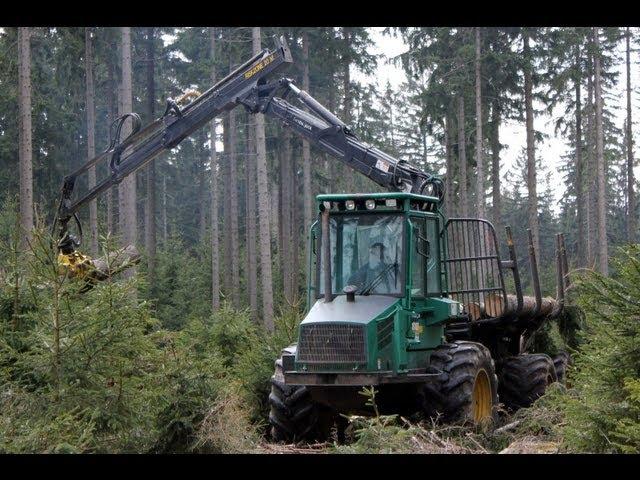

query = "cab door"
[406,216,429,351]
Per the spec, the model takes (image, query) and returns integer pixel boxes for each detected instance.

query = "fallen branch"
[495,419,523,434]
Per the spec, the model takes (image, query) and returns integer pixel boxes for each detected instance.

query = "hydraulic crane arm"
[241,78,443,198]
[54,36,443,265]
[54,37,294,254]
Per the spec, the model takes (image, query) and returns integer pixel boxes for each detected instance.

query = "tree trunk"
[228,103,240,308]
[162,176,168,243]
[222,115,232,299]
[118,28,137,259]
[282,127,298,304]
[271,177,280,248]
[106,39,117,235]
[490,100,501,232]
[340,27,352,194]
[586,53,595,267]
[302,31,313,233]
[291,142,299,302]
[626,27,636,244]
[278,139,285,276]
[327,85,337,193]
[144,27,157,287]
[281,128,293,303]
[457,96,468,217]
[444,111,455,217]
[253,27,274,330]
[245,112,258,318]
[574,46,586,267]
[90,245,141,282]
[593,28,608,275]
[85,28,98,256]
[475,27,486,219]
[209,27,220,311]
[198,129,208,243]
[523,32,540,264]
[18,27,33,251]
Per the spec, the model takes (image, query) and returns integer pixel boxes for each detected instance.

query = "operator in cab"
[347,242,395,294]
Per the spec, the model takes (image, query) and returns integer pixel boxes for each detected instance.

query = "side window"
[426,217,441,294]
[410,217,426,297]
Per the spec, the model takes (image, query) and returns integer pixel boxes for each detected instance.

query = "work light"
[365,199,376,210]
[345,200,356,210]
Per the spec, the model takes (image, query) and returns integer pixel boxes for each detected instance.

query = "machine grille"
[297,323,367,364]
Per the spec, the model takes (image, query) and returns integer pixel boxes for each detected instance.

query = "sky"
[356,27,640,215]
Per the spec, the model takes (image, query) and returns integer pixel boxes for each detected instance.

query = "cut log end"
[465,302,485,321]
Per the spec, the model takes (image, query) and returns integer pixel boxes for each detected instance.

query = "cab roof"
[316,192,441,203]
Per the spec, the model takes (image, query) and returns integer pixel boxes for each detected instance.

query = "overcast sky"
[356,27,640,215]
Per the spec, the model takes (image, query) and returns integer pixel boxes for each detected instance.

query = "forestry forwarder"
[53,37,573,442]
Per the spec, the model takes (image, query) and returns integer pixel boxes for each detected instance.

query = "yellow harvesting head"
[57,251,94,280]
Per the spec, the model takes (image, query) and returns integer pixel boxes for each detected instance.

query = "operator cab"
[308,192,443,308]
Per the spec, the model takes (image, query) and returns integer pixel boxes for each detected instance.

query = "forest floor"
[253,433,562,454]
[249,400,565,454]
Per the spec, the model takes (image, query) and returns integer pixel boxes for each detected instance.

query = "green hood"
[302,295,399,325]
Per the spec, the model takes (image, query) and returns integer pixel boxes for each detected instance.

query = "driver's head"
[369,242,385,268]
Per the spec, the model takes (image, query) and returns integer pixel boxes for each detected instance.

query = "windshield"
[318,213,404,297]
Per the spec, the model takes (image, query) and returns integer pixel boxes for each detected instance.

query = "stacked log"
[484,293,556,319]
[465,302,485,321]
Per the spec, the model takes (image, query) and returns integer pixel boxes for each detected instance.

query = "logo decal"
[244,54,276,79]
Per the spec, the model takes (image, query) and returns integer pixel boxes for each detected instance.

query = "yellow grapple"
[57,251,94,280]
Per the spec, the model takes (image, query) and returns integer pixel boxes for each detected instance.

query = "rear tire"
[498,353,557,411]
[268,357,330,443]
[420,341,499,426]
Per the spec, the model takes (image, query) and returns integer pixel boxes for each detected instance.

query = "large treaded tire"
[268,358,327,443]
[552,351,572,385]
[420,341,499,425]
[498,353,557,411]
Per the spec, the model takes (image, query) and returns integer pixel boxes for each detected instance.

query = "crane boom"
[54,36,443,258]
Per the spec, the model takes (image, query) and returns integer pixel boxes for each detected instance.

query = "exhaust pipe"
[321,202,333,303]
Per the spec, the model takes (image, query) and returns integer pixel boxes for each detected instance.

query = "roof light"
[345,200,356,211]
[385,199,397,207]
[365,199,376,210]
[423,183,435,197]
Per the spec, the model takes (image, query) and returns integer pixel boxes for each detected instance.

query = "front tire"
[268,357,330,443]
[420,341,499,426]
[498,353,557,411]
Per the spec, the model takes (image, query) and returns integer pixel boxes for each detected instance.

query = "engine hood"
[302,295,399,325]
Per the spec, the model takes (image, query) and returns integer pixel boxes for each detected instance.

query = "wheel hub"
[472,368,492,423]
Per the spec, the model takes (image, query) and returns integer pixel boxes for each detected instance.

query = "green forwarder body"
[280,192,464,414]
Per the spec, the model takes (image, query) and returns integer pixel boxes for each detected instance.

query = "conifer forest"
[1,26,640,454]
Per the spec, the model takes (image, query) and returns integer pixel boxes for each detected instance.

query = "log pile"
[465,302,485,321]
[484,293,556,319]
